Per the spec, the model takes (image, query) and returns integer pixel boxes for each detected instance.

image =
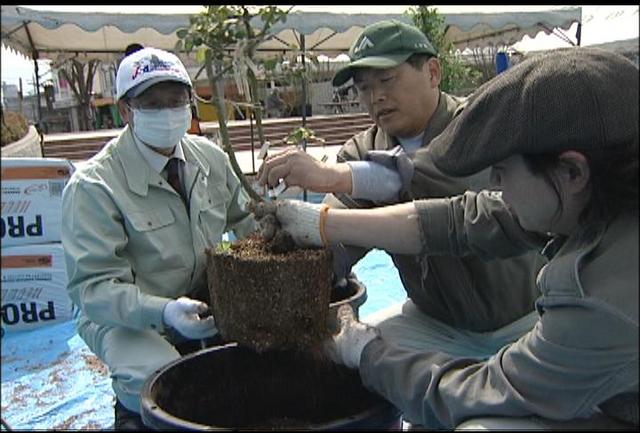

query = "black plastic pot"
[141,343,401,430]
[328,274,367,333]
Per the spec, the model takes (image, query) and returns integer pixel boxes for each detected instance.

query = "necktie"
[166,158,187,206]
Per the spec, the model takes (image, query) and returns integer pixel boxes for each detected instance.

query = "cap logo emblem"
[131,54,180,80]
[354,36,374,54]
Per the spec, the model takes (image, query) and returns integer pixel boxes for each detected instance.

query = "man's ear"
[426,57,442,88]
[558,150,590,193]
[117,99,131,124]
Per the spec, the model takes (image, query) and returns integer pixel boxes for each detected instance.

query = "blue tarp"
[1,321,114,430]
[1,249,406,430]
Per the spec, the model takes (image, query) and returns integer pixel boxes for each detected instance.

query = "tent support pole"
[538,23,577,46]
[301,33,308,202]
[23,21,42,125]
[310,30,338,50]
[3,21,28,38]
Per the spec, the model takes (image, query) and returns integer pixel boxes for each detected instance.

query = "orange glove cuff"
[319,204,330,246]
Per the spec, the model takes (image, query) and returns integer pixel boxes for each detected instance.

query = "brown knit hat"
[430,47,639,176]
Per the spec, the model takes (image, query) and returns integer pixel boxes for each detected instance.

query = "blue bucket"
[496,52,511,74]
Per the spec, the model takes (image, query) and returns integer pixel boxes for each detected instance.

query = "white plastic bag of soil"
[1,157,75,247]
[1,242,76,336]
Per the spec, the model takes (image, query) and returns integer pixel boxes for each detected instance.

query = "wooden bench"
[42,113,373,161]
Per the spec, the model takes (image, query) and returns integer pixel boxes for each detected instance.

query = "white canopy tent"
[1,5,581,124]
[1,5,581,62]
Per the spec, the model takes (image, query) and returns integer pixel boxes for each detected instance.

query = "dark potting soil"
[206,233,333,352]
[151,345,390,429]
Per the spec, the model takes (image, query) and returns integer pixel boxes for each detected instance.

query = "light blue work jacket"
[61,127,255,334]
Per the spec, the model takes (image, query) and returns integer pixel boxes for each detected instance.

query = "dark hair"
[406,53,435,71]
[124,43,144,57]
[523,140,638,240]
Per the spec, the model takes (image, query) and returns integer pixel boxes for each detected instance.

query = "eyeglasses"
[127,98,192,111]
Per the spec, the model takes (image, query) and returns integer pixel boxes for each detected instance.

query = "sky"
[2,5,638,93]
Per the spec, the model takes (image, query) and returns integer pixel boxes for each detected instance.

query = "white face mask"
[131,105,192,149]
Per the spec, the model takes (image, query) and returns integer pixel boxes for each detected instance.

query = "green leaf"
[196,46,209,64]
[176,28,189,39]
[407,5,483,94]
[284,127,324,145]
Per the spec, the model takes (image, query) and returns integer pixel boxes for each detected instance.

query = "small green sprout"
[284,127,325,146]
[215,241,233,254]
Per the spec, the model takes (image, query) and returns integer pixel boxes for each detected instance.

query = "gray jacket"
[327,92,545,331]
[360,191,638,427]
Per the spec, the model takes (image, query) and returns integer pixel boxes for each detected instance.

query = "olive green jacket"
[361,191,638,428]
[326,91,545,331]
[61,127,255,334]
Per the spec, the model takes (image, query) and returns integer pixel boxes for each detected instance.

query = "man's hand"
[251,199,326,248]
[257,147,352,193]
[163,297,218,340]
[326,305,380,369]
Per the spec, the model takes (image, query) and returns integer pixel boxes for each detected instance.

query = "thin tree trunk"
[207,57,263,203]
[60,59,100,131]
[241,10,267,151]
[247,69,266,147]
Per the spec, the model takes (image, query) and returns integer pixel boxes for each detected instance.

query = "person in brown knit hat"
[255,47,638,429]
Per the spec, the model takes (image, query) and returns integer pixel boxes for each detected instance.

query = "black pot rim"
[329,274,367,308]
[140,343,400,431]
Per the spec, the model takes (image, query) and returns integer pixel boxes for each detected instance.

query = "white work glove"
[251,199,325,248]
[162,297,218,340]
[326,305,380,369]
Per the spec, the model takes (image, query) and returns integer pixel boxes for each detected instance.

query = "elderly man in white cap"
[60,47,255,429]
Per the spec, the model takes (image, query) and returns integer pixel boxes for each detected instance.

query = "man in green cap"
[257,20,544,357]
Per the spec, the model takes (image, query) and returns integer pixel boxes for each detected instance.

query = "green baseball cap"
[332,20,438,87]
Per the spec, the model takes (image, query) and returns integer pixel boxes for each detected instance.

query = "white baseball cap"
[116,47,192,101]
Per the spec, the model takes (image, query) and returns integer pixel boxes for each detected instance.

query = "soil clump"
[206,233,333,352]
